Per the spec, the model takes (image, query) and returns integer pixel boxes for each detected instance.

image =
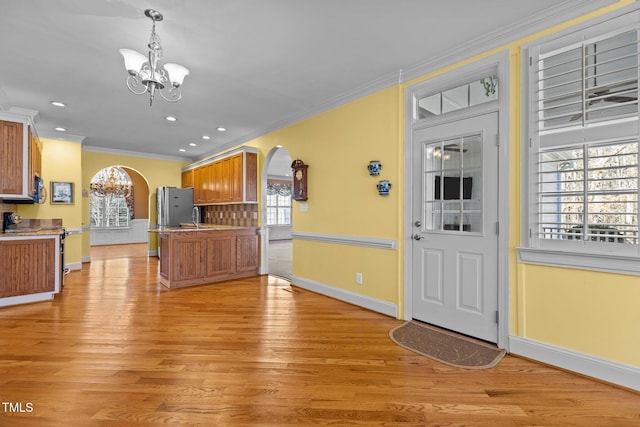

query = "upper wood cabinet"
[181,169,194,188]
[0,120,24,195]
[186,148,258,205]
[0,115,41,200]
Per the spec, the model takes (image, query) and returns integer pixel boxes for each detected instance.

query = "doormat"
[389,321,505,369]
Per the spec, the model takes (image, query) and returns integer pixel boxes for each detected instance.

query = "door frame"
[403,51,511,350]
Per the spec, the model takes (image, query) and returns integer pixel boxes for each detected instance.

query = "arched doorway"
[89,165,150,256]
[261,147,293,280]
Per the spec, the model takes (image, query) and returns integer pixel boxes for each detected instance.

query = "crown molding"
[38,131,86,143]
[399,0,621,84]
[197,0,620,161]
[82,145,190,162]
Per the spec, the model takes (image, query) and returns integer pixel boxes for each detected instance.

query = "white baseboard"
[290,275,397,318]
[0,292,55,307]
[81,256,91,263]
[64,262,82,271]
[148,250,158,257]
[510,336,640,392]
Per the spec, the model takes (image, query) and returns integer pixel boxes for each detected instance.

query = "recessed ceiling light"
[201,135,210,140]
[178,148,186,152]
[216,127,226,132]
[50,101,66,107]
[189,143,197,147]
[55,127,66,132]
[165,116,177,122]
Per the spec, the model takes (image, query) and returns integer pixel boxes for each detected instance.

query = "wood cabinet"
[0,115,42,200]
[157,228,259,289]
[187,148,258,206]
[0,235,62,306]
[29,127,42,181]
[0,120,24,195]
[193,166,206,204]
[181,169,194,188]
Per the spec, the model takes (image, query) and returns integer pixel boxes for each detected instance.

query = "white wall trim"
[399,0,620,84]
[518,247,640,275]
[0,292,55,308]
[292,232,396,250]
[510,336,640,392]
[65,262,82,271]
[90,219,149,246]
[82,144,190,162]
[291,275,397,318]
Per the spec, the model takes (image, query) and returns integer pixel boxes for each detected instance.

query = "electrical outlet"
[356,272,363,285]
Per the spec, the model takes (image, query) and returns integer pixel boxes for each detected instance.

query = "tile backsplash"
[201,203,258,227]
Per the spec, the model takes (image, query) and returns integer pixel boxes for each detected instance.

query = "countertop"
[150,224,258,233]
[0,228,64,238]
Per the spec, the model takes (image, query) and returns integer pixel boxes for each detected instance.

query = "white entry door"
[411,112,499,342]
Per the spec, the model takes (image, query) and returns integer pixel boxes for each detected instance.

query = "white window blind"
[531,22,640,254]
[537,29,639,133]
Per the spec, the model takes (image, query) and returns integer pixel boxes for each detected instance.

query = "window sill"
[90,227,132,231]
[518,247,640,276]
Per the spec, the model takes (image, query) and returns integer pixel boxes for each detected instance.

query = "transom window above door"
[415,75,498,120]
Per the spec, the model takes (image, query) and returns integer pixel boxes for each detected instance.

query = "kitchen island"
[151,225,260,289]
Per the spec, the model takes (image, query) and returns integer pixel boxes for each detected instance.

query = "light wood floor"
[0,249,638,426]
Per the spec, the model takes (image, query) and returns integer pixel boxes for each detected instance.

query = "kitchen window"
[521,10,640,273]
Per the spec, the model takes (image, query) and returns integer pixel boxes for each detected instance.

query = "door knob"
[414,220,422,227]
[412,234,422,241]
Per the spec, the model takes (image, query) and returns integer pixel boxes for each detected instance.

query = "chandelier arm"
[125,75,148,95]
[158,87,182,103]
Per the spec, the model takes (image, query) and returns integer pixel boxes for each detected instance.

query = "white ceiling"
[0,0,614,161]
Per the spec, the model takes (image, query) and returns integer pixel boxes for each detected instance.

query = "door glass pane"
[422,133,482,233]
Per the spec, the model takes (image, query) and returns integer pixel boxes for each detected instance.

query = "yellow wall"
[397,0,638,366]
[14,0,638,374]
[17,138,83,266]
[244,87,402,305]
[521,265,640,365]
[238,0,640,368]
[81,150,187,259]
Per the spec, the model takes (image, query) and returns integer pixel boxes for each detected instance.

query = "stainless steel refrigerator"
[156,187,194,228]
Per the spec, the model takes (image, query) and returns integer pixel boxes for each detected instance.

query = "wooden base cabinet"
[158,228,259,289]
[0,235,62,307]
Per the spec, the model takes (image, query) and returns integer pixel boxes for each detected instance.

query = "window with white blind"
[537,30,638,132]
[523,10,640,271]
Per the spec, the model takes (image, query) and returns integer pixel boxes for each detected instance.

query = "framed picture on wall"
[51,181,74,204]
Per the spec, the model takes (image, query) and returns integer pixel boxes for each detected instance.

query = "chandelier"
[90,167,132,198]
[119,9,189,106]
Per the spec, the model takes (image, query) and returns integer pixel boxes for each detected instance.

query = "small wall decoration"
[291,159,308,201]
[377,179,391,196]
[367,160,382,176]
[51,181,74,204]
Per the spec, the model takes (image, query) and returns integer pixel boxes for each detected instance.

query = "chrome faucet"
[192,206,201,228]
